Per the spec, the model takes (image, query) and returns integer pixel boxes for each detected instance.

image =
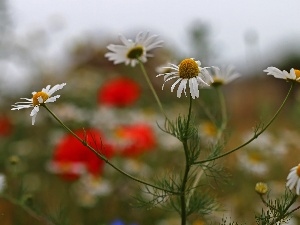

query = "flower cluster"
[10,30,300,224]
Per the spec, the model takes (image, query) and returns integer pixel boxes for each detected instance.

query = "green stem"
[186,88,227,204]
[193,82,294,164]
[43,105,180,195]
[216,87,227,140]
[180,95,193,225]
[270,194,298,225]
[138,61,169,120]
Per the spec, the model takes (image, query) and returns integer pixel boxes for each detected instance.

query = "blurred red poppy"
[98,77,140,107]
[50,129,114,181]
[0,115,12,137]
[115,123,156,157]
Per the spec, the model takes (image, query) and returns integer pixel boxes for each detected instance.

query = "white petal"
[119,34,134,47]
[37,96,44,103]
[30,106,39,116]
[264,67,285,79]
[30,106,39,125]
[177,79,187,98]
[170,78,182,92]
[45,95,60,103]
[42,85,51,93]
[31,114,37,125]
[296,179,300,195]
[189,78,199,99]
[47,83,66,96]
[287,170,296,180]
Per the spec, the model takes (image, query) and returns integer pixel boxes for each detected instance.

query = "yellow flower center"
[211,77,224,87]
[201,122,217,137]
[248,151,263,164]
[255,182,268,195]
[178,58,200,79]
[295,69,300,79]
[296,164,300,177]
[32,91,49,106]
[127,45,144,59]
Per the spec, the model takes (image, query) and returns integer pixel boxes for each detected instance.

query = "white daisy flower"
[11,83,66,125]
[264,67,300,82]
[210,65,240,87]
[105,31,163,67]
[286,163,300,195]
[156,58,212,99]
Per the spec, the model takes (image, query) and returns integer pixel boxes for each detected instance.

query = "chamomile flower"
[11,83,66,125]
[286,164,300,195]
[105,32,163,67]
[156,58,212,99]
[264,67,300,82]
[210,65,240,87]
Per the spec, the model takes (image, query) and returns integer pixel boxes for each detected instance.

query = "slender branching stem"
[180,95,193,225]
[193,82,294,164]
[43,105,180,195]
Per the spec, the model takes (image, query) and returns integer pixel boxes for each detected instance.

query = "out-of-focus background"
[1,1,300,225]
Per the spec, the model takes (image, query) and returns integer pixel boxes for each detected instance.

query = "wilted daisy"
[105,32,163,67]
[264,67,300,82]
[286,164,300,195]
[156,58,212,99]
[210,65,240,87]
[11,83,66,125]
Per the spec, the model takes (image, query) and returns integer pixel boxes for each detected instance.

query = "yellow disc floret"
[211,77,224,87]
[178,58,200,79]
[255,182,268,195]
[295,69,300,80]
[127,45,144,59]
[32,91,49,106]
[296,164,300,177]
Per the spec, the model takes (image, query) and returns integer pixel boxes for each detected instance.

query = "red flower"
[115,123,156,157]
[98,77,140,107]
[50,129,114,181]
[0,115,12,137]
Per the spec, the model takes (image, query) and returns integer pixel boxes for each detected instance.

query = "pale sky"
[2,0,300,91]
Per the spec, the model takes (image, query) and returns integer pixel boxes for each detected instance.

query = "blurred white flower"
[72,174,112,207]
[286,164,300,195]
[157,58,212,99]
[105,31,163,67]
[238,149,268,176]
[11,83,66,125]
[0,174,6,192]
[210,65,240,87]
[264,67,300,82]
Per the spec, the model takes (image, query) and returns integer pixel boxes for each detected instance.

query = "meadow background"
[1,1,300,224]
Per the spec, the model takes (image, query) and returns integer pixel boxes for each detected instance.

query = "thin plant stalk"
[187,87,227,206]
[180,95,193,225]
[216,86,227,140]
[194,82,294,164]
[138,60,170,121]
